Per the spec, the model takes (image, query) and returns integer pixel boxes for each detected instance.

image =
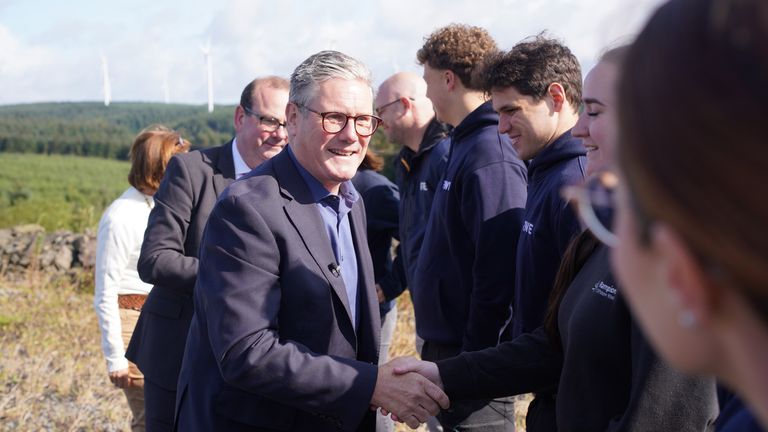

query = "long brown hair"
[618,0,768,321]
[358,148,385,172]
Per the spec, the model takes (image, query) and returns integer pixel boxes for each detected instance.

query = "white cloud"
[0,0,664,105]
[0,25,51,76]
[0,24,91,103]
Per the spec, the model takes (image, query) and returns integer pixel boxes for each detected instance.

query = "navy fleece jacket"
[412,101,528,352]
[394,118,451,289]
[511,130,586,337]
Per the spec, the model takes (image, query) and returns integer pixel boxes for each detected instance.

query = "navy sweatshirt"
[351,169,403,317]
[412,101,528,352]
[394,118,451,289]
[437,246,719,432]
[511,130,586,338]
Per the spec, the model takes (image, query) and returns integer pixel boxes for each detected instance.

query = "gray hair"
[289,50,373,107]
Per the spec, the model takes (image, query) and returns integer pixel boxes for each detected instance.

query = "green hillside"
[0,153,130,232]
[0,102,236,159]
[0,101,398,165]
[0,102,402,232]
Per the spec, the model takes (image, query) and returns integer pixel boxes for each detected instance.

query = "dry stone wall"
[0,225,96,280]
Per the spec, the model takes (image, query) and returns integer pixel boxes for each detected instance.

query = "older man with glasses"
[126,76,289,432]
[174,50,449,432]
[374,72,451,302]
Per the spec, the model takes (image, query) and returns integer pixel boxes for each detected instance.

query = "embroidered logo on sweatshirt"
[592,281,617,300]
[420,181,429,192]
[442,180,452,191]
[522,221,534,235]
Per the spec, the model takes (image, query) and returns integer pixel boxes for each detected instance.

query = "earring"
[678,310,698,329]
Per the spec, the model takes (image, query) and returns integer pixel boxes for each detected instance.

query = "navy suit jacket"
[351,168,404,316]
[127,141,236,390]
[176,149,381,432]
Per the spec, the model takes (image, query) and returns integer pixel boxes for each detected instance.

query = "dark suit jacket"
[351,169,404,316]
[126,141,236,390]
[175,149,381,432]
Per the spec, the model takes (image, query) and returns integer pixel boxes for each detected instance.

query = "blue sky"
[0,0,664,106]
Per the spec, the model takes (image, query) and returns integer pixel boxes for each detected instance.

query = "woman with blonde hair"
[94,126,188,431]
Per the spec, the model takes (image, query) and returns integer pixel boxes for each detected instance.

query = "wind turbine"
[200,40,214,113]
[100,55,112,107]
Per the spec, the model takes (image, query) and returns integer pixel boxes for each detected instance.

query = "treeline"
[0,102,236,160]
[0,101,400,164]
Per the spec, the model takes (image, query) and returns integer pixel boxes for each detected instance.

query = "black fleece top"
[438,246,719,432]
[511,130,586,338]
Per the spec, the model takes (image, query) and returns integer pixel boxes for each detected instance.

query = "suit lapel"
[213,140,237,196]
[273,152,356,327]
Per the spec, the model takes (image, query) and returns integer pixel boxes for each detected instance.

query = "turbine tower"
[100,55,112,107]
[200,41,213,113]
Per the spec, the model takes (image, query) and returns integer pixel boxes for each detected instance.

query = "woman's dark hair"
[618,0,768,322]
[544,231,600,348]
[358,148,384,172]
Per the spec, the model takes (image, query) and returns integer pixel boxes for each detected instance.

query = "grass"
[0,153,130,232]
[0,271,528,431]
[0,273,527,432]
[0,272,530,431]
[0,271,129,431]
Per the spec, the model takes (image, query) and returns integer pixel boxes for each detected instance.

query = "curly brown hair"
[416,24,498,90]
[474,35,582,110]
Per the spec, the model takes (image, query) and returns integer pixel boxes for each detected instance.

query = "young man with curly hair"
[410,24,528,431]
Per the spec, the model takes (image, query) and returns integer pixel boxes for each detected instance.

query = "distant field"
[0,153,130,232]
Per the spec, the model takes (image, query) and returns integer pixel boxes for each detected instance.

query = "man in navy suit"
[175,50,449,431]
[126,76,290,431]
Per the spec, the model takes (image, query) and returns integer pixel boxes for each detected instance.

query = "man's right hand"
[370,360,450,429]
[389,356,443,389]
[109,368,132,389]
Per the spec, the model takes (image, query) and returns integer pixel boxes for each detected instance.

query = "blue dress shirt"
[287,146,360,327]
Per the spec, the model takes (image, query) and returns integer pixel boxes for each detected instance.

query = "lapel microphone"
[328,263,341,278]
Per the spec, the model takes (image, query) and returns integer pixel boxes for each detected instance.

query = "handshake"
[370,356,447,429]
